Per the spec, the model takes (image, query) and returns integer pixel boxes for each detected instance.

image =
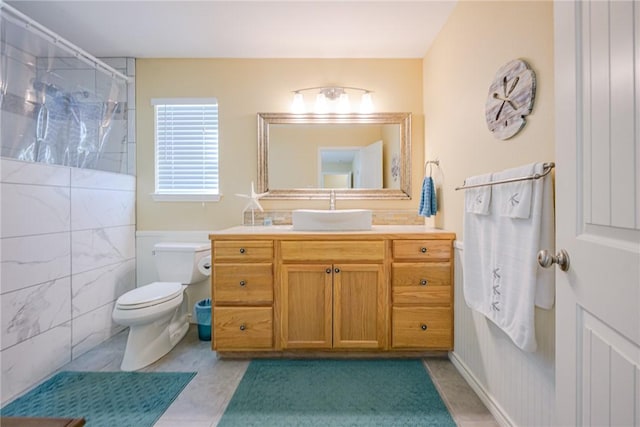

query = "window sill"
[151,193,222,202]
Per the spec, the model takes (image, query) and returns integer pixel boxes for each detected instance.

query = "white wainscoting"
[451,241,556,427]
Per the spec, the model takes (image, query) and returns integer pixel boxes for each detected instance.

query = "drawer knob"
[420,279,428,286]
[334,267,340,274]
[420,324,428,331]
[326,268,332,274]
[420,247,427,253]
[239,323,246,331]
[239,248,246,254]
[239,280,246,287]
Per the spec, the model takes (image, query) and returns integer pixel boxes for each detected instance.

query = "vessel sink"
[292,209,373,231]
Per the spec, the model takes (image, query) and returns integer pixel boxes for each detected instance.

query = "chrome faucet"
[329,190,336,210]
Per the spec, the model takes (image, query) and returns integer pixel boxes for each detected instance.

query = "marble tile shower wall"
[0,159,136,405]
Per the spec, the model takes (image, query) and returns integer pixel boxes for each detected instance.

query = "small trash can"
[194,298,211,341]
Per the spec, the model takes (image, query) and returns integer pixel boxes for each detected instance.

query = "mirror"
[257,113,411,199]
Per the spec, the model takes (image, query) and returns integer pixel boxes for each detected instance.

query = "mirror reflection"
[257,113,411,199]
[319,142,383,189]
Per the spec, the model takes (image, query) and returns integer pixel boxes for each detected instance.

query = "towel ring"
[424,160,440,177]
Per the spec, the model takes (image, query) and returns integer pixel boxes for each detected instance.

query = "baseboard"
[448,351,515,427]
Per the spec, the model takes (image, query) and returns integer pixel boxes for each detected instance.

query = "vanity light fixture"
[290,86,374,114]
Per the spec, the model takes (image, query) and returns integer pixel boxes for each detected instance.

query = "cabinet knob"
[239,248,246,254]
[239,323,246,331]
[420,279,428,286]
[239,280,246,287]
[420,247,427,253]
[334,267,340,274]
[326,268,332,274]
[420,324,428,331]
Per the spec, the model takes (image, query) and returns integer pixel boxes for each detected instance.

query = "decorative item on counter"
[235,181,268,225]
[485,59,536,140]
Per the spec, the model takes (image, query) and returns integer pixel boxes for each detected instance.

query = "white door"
[358,140,383,188]
[554,1,640,425]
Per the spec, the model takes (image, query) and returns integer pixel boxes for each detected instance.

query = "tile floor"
[57,326,498,427]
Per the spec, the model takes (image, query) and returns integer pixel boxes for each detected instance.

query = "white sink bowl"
[292,209,373,231]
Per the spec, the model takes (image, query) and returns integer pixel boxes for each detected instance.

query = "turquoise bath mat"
[0,371,195,427]
[218,359,455,427]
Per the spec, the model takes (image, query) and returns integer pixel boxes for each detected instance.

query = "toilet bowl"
[112,242,210,371]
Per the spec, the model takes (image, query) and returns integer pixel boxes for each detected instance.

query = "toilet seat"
[116,282,183,310]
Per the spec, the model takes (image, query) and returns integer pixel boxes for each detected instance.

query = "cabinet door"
[281,264,332,349]
[333,264,386,349]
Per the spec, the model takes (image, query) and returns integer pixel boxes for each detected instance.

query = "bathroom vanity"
[208,225,455,356]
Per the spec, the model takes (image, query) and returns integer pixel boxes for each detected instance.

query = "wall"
[422,1,555,426]
[0,51,136,404]
[136,59,424,231]
[0,159,136,404]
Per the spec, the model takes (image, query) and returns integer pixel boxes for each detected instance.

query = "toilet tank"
[154,242,210,284]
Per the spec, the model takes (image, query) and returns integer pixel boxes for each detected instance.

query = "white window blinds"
[152,98,219,200]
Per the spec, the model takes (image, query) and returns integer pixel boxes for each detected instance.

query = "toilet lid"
[117,282,183,309]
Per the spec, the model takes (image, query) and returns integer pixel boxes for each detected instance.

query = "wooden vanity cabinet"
[209,229,455,355]
[279,240,386,350]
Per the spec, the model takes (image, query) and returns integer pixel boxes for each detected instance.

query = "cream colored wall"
[423,0,555,236]
[136,59,423,230]
[423,2,556,426]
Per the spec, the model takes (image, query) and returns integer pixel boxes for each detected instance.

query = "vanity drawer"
[213,263,273,304]
[280,240,385,262]
[213,307,273,350]
[391,262,451,305]
[392,239,451,261]
[392,307,452,349]
[214,240,273,262]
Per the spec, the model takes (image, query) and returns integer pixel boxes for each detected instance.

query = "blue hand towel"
[418,176,438,217]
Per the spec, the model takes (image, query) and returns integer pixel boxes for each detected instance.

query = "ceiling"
[6,1,457,59]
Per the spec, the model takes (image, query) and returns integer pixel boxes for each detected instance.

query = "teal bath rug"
[0,371,195,427]
[218,359,456,427]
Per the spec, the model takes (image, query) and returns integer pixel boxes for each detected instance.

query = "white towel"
[463,173,495,319]
[463,162,555,352]
[464,173,492,215]
[493,163,535,218]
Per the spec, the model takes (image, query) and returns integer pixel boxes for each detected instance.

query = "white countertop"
[210,224,455,236]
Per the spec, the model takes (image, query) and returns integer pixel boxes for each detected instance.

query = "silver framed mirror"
[257,112,411,199]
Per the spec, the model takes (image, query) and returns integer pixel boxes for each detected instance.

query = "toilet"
[112,242,211,371]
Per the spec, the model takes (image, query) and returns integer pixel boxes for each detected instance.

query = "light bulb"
[360,92,374,114]
[315,93,328,114]
[337,93,351,113]
[291,92,305,114]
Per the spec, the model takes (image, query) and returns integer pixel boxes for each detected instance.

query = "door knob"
[537,249,570,272]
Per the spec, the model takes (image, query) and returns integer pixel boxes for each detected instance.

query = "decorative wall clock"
[485,59,536,140]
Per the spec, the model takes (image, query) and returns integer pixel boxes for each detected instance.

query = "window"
[152,98,219,201]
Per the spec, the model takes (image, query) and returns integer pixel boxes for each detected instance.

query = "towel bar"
[455,162,554,191]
